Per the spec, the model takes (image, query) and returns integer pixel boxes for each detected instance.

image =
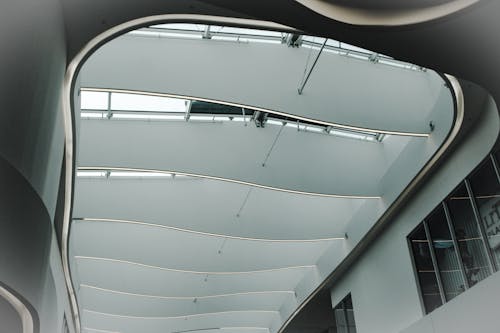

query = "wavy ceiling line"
[81,87,429,137]
[77,167,381,199]
[80,284,296,300]
[75,256,316,275]
[75,218,346,242]
[83,309,280,320]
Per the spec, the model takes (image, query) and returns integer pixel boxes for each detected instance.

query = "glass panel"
[80,91,108,110]
[409,225,442,313]
[427,207,465,301]
[469,157,500,268]
[190,101,245,115]
[111,92,188,112]
[446,183,491,287]
[212,26,282,37]
[333,294,357,333]
[152,23,207,31]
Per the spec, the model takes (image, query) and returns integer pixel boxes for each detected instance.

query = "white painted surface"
[81,34,449,134]
[330,90,499,333]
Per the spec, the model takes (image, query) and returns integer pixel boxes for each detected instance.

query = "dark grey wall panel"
[0,293,23,333]
[0,0,66,219]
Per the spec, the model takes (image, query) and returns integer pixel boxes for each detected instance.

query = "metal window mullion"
[185,100,192,121]
[342,302,351,333]
[465,179,497,272]
[423,220,447,305]
[407,236,427,316]
[490,153,500,183]
[106,91,112,119]
[442,202,470,289]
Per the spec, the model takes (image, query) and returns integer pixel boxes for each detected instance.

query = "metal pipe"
[298,38,327,95]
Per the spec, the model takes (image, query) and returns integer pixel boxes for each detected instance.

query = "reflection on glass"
[427,207,465,301]
[469,157,500,268]
[446,184,491,286]
[333,294,357,333]
[409,225,442,313]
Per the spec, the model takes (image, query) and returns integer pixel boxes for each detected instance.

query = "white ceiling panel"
[73,178,360,240]
[70,220,338,271]
[82,309,279,333]
[79,285,293,317]
[74,258,312,297]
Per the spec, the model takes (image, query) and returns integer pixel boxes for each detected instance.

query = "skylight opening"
[81,112,107,119]
[152,23,208,31]
[79,88,392,142]
[267,119,285,127]
[76,171,108,178]
[80,91,108,110]
[111,113,185,121]
[126,23,425,71]
[111,92,188,112]
[128,30,203,39]
[76,170,194,180]
[210,26,283,38]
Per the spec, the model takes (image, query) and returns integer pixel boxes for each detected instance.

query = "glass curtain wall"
[409,145,500,314]
[469,157,500,269]
[426,207,465,301]
[445,184,492,286]
[408,225,443,313]
[333,294,357,333]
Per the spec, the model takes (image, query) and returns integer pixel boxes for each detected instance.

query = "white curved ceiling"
[80,27,448,134]
[77,119,401,197]
[71,21,455,333]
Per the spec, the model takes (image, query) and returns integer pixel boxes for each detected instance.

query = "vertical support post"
[442,202,470,289]
[106,91,112,119]
[202,25,211,39]
[423,220,447,304]
[465,179,497,272]
[185,100,192,121]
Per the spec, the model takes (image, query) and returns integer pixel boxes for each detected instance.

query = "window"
[79,88,383,142]
[408,225,443,314]
[426,206,465,301]
[469,157,500,269]
[408,145,500,314]
[333,294,357,333]
[445,184,491,286]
